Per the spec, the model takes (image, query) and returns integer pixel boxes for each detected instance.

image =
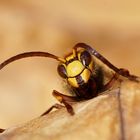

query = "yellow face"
[57,50,94,88]
[67,60,84,77]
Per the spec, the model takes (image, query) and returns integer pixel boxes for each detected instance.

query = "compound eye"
[80,50,91,66]
[57,64,67,78]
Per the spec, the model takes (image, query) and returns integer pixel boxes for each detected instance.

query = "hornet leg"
[41,90,79,116]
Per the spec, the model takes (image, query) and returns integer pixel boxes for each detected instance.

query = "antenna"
[0,51,66,70]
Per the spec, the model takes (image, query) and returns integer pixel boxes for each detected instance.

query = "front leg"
[41,90,79,116]
[99,72,119,93]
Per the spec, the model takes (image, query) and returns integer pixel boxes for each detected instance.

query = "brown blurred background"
[0,0,140,128]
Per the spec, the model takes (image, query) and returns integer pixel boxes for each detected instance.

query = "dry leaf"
[0,78,140,140]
